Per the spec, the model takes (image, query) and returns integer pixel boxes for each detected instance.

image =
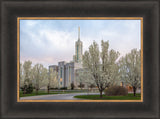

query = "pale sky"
[20,19,141,67]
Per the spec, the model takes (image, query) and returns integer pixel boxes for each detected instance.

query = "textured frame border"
[1,0,159,119]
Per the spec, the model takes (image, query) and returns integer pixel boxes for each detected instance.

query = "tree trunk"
[48,85,50,94]
[100,90,103,98]
[48,88,50,94]
[23,88,26,95]
[23,90,25,96]
[36,89,38,95]
[133,86,136,96]
[23,86,26,95]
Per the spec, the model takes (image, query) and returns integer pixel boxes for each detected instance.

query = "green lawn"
[74,93,141,100]
[19,90,88,97]
[19,90,58,97]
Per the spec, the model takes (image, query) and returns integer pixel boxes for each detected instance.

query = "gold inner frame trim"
[17,17,143,102]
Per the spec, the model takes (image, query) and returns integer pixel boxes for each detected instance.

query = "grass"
[74,93,141,100]
[19,90,88,97]
[19,90,58,97]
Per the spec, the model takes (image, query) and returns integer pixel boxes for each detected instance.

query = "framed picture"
[18,17,143,102]
[1,0,159,119]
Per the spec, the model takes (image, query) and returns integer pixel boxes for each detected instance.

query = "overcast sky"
[20,19,141,68]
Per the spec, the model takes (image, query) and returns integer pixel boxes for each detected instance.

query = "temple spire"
[78,26,80,41]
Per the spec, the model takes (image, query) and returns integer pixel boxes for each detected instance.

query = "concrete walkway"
[20,93,100,100]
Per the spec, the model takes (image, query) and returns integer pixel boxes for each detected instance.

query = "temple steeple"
[78,26,80,41]
[73,27,83,64]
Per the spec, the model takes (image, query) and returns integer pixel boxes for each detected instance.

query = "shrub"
[60,87,67,90]
[27,84,33,93]
[71,83,75,90]
[21,84,33,94]
[78,83,85,89]
[89,84,96,89]
[104,86,128,96]
[50,87,59,90]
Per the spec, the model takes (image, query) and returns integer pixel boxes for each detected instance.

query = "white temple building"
[49,27,83,88]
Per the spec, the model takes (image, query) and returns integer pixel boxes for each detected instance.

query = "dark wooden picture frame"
[1,0,159,119]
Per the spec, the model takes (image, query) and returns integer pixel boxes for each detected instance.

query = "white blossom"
[83,40,120,98]
[119,49,141,96]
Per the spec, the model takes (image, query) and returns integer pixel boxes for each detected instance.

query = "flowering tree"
[76,70,85,90]
[20,60,32,94]
[119,49,141,96]
[20,63,24,88]
[48,68,58,93]
[76,69,95,90]
[32,64,48,94]
[83,40,120,98]
[23,60,32,85]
